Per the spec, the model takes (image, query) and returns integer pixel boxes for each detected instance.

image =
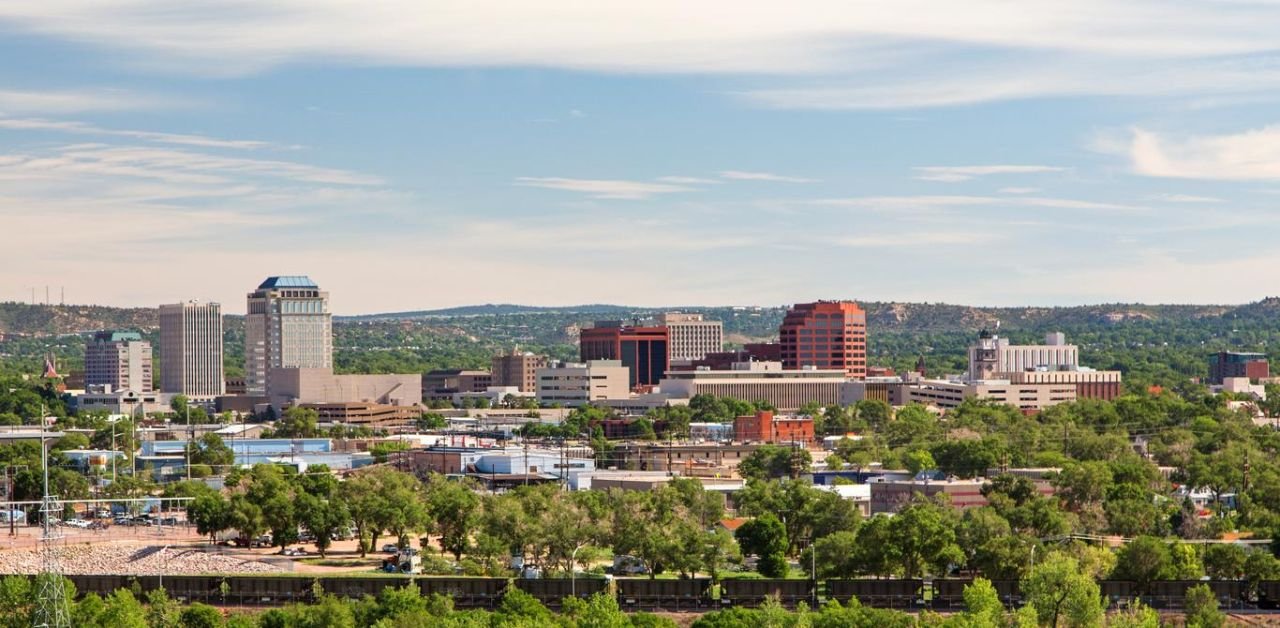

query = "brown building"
[423,369,492,400]
[733,410,815,444]
[611,442,762,474]
[678,342,783,371]
[579,322,669,388]
[300,402,420,427]
[779,301,867,379]
[491,349,547,393]
[1007,370,1123,401]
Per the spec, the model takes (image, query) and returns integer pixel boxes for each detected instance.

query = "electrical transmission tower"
[31,424,70,628]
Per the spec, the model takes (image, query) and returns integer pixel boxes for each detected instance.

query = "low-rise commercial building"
[536,360,630,406]
[423,369,493,400]
[267,367,421,410]
[301,402,420,427]
[659,361,846,411]
[733,410,815,444]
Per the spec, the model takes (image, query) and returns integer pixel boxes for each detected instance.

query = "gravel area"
[0,543,286,575]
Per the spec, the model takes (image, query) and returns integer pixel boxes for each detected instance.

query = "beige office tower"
[159,301,225,398]
[84,331,153,392]
[244,276,332,396]
[659,312,723,362]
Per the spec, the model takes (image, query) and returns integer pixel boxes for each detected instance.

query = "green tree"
[1021,553,1104,628]
[887,500,964,578]
[187,492,232,543]
[273,406,320,438]
[1111,536,1172,594]
[1184,583,1225,628]
[178,603,224,628]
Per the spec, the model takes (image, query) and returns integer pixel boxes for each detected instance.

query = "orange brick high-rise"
[779,300,867,379]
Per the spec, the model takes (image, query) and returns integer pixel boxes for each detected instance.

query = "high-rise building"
[492,348,547,393]
[778,301,867,378]
[659,312,723,362]
[579,321,669,388]
[85,331,153,392]
[244,276,332,396]
[159,301,225,399]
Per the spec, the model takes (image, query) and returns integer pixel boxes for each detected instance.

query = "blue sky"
[2,1,1280,314]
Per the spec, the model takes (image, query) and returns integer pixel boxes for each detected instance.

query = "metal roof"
[258,276,318,289]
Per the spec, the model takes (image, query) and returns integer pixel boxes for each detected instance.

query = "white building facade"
[159,301,225,399]
[244,276,332,396]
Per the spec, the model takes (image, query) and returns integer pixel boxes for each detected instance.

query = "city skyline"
[4,2,1280,310]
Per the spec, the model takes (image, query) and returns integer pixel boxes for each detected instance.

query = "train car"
[418,577,509,610]
[827,579,922,609]
[514,577,608,610]
[316,576,407,600]
[225,576,313,605]
[720,579,814,609]
[1098,579,1136,608]
[616,578,711,611]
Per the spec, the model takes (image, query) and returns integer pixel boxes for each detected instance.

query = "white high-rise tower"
[159,300,225,398]
[244,276,332,396]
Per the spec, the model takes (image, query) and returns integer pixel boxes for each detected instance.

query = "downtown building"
[579,321,669,388]
[159,300,224,399]
[244,276,333,396]
[84,331,153,392]
[779,301,867,379]
[659,312,723,363]
[491,348,547,393]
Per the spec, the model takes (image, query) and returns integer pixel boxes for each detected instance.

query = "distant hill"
[0,299,1260,337]
[339,303,645,320]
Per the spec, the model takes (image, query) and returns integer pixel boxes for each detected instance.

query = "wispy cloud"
[1123,126,1280,181]
[514,177,695,199]
[719,170,817,183]
[913,165,1064,182]
[815,194,1147,214]
[834,231,997,247]
[657,176,722,185]
[998,187,1040,194]
[0,88,183,113]
[1148,193,1224,203]
[0,117,279,150]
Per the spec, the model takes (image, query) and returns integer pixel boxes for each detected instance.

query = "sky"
[3,1,1280,315]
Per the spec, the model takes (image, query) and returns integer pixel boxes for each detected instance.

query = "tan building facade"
[491,349,546,393]
[659,312,724,362]
[268,367,421,409]
[659,361,846,411]
[536,360,630,406]
[245,276,332,396]
[85,331,152,393]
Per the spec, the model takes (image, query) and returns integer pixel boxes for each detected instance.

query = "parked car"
[382,543,399,553]
[282,547,309,557]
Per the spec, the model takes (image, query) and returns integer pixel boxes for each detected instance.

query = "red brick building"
[779,301,867,378]
[733,410,815,444]
[579,322,669,388]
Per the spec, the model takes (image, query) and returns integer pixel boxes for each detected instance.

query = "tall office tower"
[492,348,547,393]
[244,276,332,396]
[778,301,867,379]
[159,301,225,398]
[85,331,153,392]
[579,321,669,388]
[659,312,724,362]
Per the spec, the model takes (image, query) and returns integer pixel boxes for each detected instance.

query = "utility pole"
[185,405,192,481]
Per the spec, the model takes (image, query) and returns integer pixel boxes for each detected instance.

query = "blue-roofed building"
[245,276,332,396]
[257,276,319,289]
